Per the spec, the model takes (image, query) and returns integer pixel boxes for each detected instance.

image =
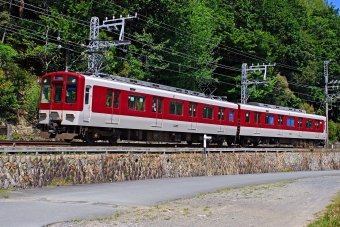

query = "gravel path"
[49,175,340,227]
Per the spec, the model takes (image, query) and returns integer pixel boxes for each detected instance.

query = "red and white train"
[38,71,326,147]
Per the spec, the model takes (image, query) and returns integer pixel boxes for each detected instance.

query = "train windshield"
[66,76,78,103]
[41,76,51,103]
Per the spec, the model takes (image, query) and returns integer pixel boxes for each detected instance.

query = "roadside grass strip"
[308,191,340,227]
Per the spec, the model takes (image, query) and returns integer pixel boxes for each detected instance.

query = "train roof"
[247,102,306,113]
[84,72,228,101]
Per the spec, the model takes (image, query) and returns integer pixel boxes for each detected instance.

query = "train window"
[254,112,261,124]
[306,119,313,129]
[245,112,250,123]
[278,115,283,126]
[298,117,303,128]
[315,121,320,129]
[54,84,62,103]
[218,108,225,120]
[203,106,213,119]
[106,90,120,108]
[265,114,274,125]
[287,117,295,127]
[85,87,90,104]
[152,97,163,113]
[66,85,77,103]
[229,110,234,122]
[129,95,145,111]
[106,90,113,107]
[189,103,197,117]
[170,100,183,115]
[41,76,51,103]
[113,91,120,108]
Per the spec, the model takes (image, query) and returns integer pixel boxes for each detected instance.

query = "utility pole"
[87,13,137,74]
[241,63,275,104]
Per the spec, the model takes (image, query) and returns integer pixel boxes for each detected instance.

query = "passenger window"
[218,108,225,120]
[306,120,313,129]
[129,94,145,111]
[229,110,234,122]
[265,114,274,125]
[41,76,51,103]
[287,117,295,127]
[254,112,261,124]
[298,117,303,128]
[245,112,250,123]
[170,100,183,115]
[152,97,163,113]
[189,103,197,117]
[203,106,213,119]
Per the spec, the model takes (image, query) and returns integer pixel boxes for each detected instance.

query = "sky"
[330,0,340,10]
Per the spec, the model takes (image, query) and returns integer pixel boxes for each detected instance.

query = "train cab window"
[189,103,197,117]
[170,100,183,115]
[315,121,320,129]
[229,110,234,122]
[254,112,261,124]
[54,84,62,103]
[152,97,163,113]
[265,114,274,125]
[66,76,78,103]
[306,119,313,129]
[245,112,250,123]
[218,108,225,120]
[278,115,283,126]
[129,95,145,111]
[203,106,213,119]
[41,76,51,103]
[298,117,303,128]
[287,117,295,127]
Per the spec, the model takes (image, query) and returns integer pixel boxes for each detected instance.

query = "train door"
[188,102,197,130]
[83,85,92,122]
[152,97,163,127]
[277,115,284,136]
[217,107,225,132]
[254,112,261,134]
[105,90,120,124]
[297,118,303,137]
[50,75,64,121]
[315,120,320,138]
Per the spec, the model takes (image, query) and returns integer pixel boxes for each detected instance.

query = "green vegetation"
[308,191,340,227]
[1,0,340,135]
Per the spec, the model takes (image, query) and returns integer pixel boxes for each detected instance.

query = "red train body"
[38,72,325,147]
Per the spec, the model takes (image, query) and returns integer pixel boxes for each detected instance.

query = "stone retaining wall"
[0,152,339,189]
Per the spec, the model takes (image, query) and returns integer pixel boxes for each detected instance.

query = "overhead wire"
[1,0,328,104]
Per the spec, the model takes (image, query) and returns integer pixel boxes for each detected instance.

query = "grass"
[308,191,340,227]
[47,177,72,187]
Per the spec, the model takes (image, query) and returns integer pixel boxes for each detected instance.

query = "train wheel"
[86,132,94,144]
[108,137,117,145]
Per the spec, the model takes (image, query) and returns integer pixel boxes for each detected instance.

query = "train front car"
[38,72,85,140]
